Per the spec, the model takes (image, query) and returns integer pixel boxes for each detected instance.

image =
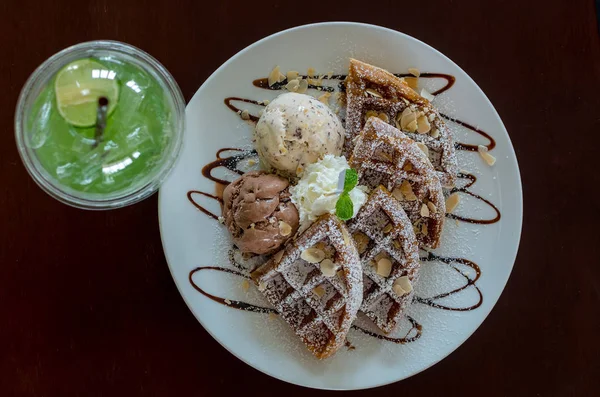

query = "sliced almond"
[241,279,250,292]
[378,113,389,123]
[296,79,308,94]
[400,108,417,130]
[427,201,437,214]
[420,203,430,217]
[416,142,429,157]
[286,70,299,81]
[430,128,440,138]
[478,145,497,166]
[404,77,418,90]
[318,92,331,104]
[445,193,460,213]
[393,239,402,249]
[320,259,337,277]
[312,285,326,298]
[268,65,285,87]
[400,180,417,201]
[421,222,428,235]
[286,79,300,92]
[403,162,413,171]
[273,250,285,263]
[224,298,232,305]
[365,110,379,120]
[408,67,420,77]
[393,276,413,294]
[279,221,292,236]
[240,109,250,120]
[391,187,404,201]
[406,119,418,133]
[366,88,382,98]
[301,247,326,263]
[428,113,437,122]
[383,223,393,234]
[353,232,370,254]
[417,115,431,134]
[374,252,388,263]
[420,88,435,101]
[376,258,393,277]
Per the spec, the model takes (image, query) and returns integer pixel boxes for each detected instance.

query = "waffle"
[349,117,446,248]
[344,58,457,187]
[347,186,420,333]
[251,214,363,359]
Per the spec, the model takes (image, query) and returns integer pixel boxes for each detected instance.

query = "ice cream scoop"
[222,171,299,255]
[254,92,344,177]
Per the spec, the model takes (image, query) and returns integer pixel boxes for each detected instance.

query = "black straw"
[93,97,109,148]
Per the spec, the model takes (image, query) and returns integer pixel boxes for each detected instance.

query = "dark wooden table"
[2,1,599,396]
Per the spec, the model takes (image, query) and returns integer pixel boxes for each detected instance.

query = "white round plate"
[159,22,522,390]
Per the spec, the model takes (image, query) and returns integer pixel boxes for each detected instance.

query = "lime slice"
[55,59,119,127]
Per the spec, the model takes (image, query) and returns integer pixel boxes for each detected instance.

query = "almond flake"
[428,113,437,122]
[274,250,284,263]
[403,162,413,171]
[393,276,413,295]
[378,113,389,123]
[421,222,428,235]
[241,279,250,291]
[286,79,300,92]
[400,108,417,130]
[427,201,437,214]
[301,247,326,263]
[365,110,379,120]
[408,67,420,77]
[366,88,382,98]
[286,70,299,81]
[417,115,431,134]
[400,180,417,201]
[376,258,393,277]
[279,221,292,236]
[296,79,308,94]
[391,187,404,201]
[312,285,326,298]
[478,145,497,166]
[383,223,393,233]
[393,239,402,249]
[416,142,429,157]
[353,232,370,254]
[318,92,331,104]
[320,259,337,277]
[420,88,435,101]
[224,299,232,305]
[445,193,460,213]
[430,128,440,138]
[240,109,250,120]
[406,119,418,132]
[420,203,430,217]
[268,65,285,87]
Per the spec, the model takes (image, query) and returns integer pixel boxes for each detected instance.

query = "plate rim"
[158,21,523,390]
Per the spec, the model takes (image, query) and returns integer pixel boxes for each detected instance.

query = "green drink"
[16,41,185,209]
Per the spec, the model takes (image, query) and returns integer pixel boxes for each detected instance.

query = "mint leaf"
[344,169,358,192]
[336,192,354,221]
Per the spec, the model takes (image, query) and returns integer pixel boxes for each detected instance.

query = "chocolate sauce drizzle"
[186,69,499,348]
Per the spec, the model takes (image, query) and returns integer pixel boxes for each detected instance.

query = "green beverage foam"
[28,57,172,195]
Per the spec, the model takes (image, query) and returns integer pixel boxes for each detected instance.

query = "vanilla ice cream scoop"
[254,93,344,176]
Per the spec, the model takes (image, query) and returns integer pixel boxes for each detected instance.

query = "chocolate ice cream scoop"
[222,171,299,255]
